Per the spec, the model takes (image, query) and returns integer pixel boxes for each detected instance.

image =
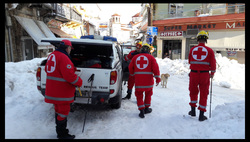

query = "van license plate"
[75,91,90,97]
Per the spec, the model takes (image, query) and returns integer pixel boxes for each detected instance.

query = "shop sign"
[99,23,108,28]
[227,51,237,56]
[160,31,183,37]
[147,26,158,36]
[158,21,245,32]
[226,22,245,29]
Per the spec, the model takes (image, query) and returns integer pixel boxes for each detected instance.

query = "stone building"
[5,3,82,62]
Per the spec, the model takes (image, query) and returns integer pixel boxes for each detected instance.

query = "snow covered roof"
[112,13,120,16]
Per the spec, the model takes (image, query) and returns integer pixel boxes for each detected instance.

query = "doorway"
[162,40,182,59]
[22,37,34,60]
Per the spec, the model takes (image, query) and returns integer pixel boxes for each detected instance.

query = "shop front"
[206,29,245,64]
[162,40,182,60]
[154,13,245,63]
[157,31,186,60]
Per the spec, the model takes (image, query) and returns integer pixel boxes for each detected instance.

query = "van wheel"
[110,86,122,109]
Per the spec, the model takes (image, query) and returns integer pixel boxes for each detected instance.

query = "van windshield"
[70,43,113,69]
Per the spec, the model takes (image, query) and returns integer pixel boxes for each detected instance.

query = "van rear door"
[75,68,110,93]
[70,41,114,94]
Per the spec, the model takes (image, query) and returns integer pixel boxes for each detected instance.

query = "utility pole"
[147,3,153,27]
[147,3,154,47]
[150,3,153,26]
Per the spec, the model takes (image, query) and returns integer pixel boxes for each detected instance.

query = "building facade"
[5,3,83,62]
[109,13,121,41]
[139,3,245,64]
[130,12,143,44]
[109,13,133,43]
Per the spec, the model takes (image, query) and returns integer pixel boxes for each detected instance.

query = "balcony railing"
[212,4,245,15]
[153,3,245,21]
[52,4,82,23]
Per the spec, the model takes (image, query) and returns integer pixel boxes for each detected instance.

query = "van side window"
[115,45,122,60]
[113,46,119,62]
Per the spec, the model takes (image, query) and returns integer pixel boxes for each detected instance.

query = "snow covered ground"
[5,54,245,139]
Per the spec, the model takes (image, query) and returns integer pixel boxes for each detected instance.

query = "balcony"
[210,3,245,15]
[153,3,245,21]
[52,4,82,23]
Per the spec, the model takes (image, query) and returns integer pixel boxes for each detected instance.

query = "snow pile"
[156,53,245,90]
[214,54,245,89]
[5,58,46,99]
[157,58,190,76]
[207,100,245,138]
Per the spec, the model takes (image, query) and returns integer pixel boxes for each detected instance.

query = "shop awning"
[14,15,55,49]
[36,20,56,38]
[64,21,82,29]
[207,30,245,51]
[49,27,73,38]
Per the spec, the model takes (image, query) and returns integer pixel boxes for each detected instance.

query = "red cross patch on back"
[192,46,208,61]
[46,54,56,73]
[136,55,149,70]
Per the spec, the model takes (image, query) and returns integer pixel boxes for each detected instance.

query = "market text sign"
[160,31,183,36]
[226,22,245,29]
[159,21,245,32]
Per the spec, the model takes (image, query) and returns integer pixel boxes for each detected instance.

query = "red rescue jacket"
[45,50,82,104]
[129,53,161,91]
[124,50,139,61]
[188,43,216,75]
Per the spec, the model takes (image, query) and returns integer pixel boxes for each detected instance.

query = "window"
[227,3,236,14]
[115,45,122,60]
[238,4,245,13]
[169,3,184,18]
[113,45,119,63]
[71,43,113,69]
[227,3,245,14]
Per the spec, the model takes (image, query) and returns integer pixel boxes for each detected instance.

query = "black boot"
[56,119,75,139]
[122,92,131,100]
[145,107,152,114]
[139,109,145,118]
[198,110,208,121]
[188,106,196,117]
[55,113,69,132]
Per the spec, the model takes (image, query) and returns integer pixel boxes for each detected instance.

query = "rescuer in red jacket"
[122,41,142,100]
[188,31,216,121]
[45,39,82,139]
[129,43,161,118]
